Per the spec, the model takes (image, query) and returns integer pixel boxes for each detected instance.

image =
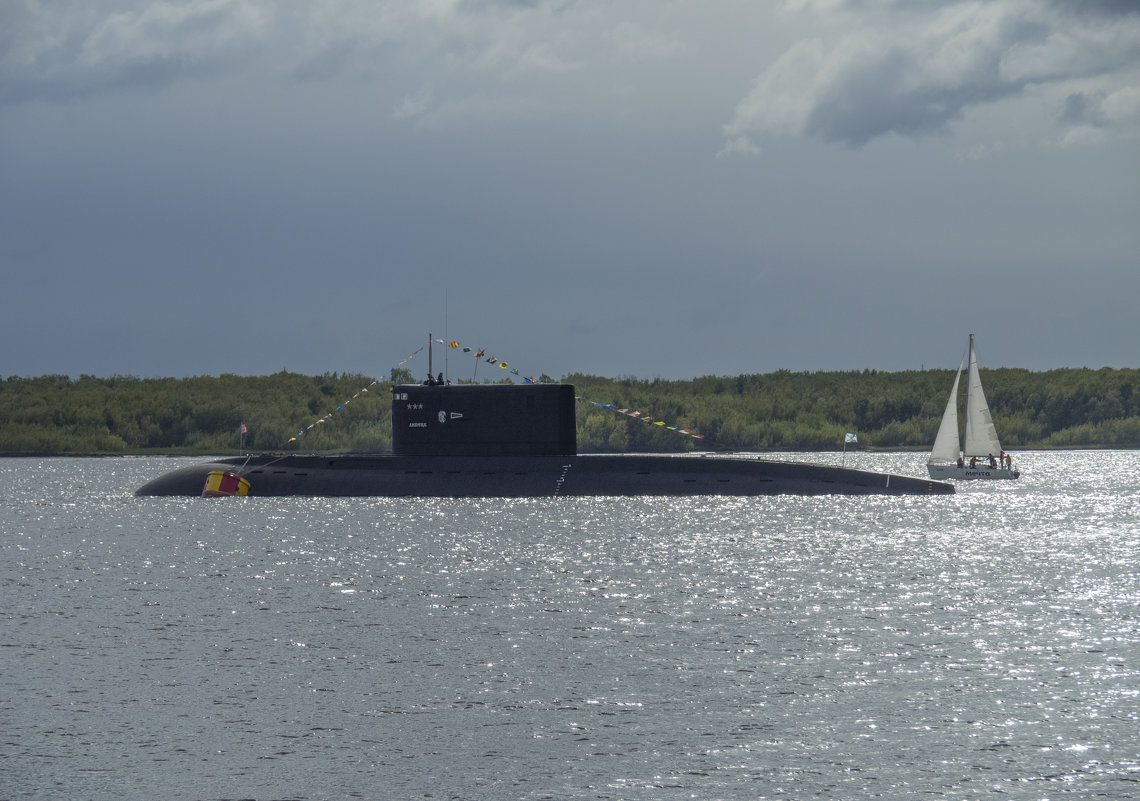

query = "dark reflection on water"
[2,453,1138,800]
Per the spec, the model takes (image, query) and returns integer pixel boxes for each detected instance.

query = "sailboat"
[927,334,1020,480]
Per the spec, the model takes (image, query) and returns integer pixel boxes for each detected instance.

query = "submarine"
[136,381,954,497]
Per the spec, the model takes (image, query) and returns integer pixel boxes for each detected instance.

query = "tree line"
[1,366,1138,455]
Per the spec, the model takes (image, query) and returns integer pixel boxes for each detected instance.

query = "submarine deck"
[136,452,954,497]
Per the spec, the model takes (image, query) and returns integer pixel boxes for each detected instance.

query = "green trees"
[1,366,1138,454]
[568,367,1140,453]
[0,371,392,454]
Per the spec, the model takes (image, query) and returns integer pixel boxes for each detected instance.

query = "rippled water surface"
[3,452,1138,800]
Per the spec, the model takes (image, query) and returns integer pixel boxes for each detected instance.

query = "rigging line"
[231,452,261,476]
[285,339,436,447]
[437,335,706,443]
[283,340,442,447]
[286,376,385,446]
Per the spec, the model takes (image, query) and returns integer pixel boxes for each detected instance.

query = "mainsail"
[963,334,1003,457]
[928,361,963,464]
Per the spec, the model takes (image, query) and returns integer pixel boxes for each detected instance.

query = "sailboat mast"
[427,332,433,379]
[966,333,974,423]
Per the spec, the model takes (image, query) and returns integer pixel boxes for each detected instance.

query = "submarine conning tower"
[391,383,577,457]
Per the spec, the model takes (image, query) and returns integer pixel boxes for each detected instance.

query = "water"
[2,452,1138,800]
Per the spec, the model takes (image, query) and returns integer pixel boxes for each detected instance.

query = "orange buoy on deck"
[201,470,251,497]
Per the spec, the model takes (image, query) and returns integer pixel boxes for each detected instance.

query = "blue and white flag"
[844,432,857,444]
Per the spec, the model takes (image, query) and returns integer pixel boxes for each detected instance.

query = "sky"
[2,0,1138,382]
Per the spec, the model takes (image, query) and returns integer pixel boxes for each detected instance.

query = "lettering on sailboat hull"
[927,464,1021,481]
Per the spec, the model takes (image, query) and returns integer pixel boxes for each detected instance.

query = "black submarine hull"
[135,453,953,497]
[136,382,953,497]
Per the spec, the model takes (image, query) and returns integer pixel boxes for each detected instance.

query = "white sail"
[963,334,1003,457]
[928,361,962,464]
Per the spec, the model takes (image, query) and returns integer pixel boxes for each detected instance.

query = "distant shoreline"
[2,445,1133,459]
[3,369,1139,453]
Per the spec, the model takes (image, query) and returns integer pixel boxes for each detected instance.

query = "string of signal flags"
[284,337,704,444]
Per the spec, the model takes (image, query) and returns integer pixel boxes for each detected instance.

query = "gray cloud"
[1,0,704,125]
[724,0,1140,150]
[0,0,272,104]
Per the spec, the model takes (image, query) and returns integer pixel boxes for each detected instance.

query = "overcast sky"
[2,0,1138,381]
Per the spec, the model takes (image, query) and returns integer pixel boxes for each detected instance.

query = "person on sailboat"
[957,456,964,468]
[970,456,977,468]
[989,453,997,468]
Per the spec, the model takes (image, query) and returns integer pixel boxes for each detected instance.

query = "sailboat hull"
[927,463,1020,481]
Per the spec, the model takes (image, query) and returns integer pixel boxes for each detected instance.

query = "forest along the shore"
[1,367,1139,455]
